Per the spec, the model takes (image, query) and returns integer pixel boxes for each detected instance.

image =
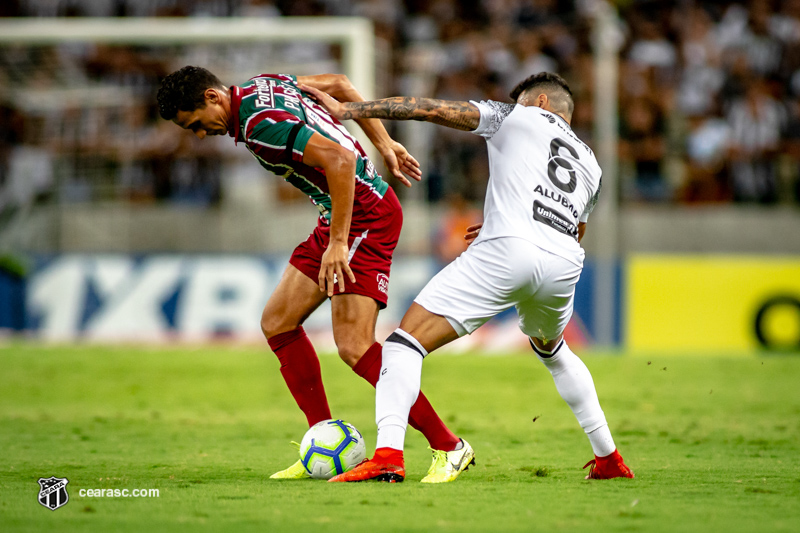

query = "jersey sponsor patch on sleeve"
[579,178,602,223]
[471,100,515,139]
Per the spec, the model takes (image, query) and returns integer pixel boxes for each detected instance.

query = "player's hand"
[379,141,421,187]
[464,223,483,246]
[319,241,356,297]
[298,84,348,120]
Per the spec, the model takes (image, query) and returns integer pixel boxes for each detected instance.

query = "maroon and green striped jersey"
[227,73,389,222]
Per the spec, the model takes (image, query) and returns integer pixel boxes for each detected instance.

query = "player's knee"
[260,309,295,339]
[259,309,274,338]
[529,334,564,357]
[335,341,368,368]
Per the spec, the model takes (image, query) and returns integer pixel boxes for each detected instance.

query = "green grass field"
[1,344,799,532]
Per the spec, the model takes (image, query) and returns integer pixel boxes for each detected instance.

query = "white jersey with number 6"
[469,100,602,266]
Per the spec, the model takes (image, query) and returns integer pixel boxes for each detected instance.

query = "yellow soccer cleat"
[420,439,476,483]
[269,442,310,479]
[269,458,310,479]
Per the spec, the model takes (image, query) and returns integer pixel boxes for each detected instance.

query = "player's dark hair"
[510,72,574,118]
[157,66,224,120]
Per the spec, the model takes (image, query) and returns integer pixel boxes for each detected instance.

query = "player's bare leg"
[530,335,633,480]
[330,303,475,483]
[332,295,463,463]
[262,265,328,479]
[330,292,380,368]
[261,264,329,337]
[262,264,330,425]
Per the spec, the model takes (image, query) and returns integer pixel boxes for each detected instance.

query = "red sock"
[374,447,404,466]
[268,326,331,427]
[353,342,461,452]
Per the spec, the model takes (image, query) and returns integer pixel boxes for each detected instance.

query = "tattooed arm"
[334,97,481,131]
[297,74,421,186]
[299,84,480,131]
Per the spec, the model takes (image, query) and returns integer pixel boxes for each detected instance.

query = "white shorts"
[415,237,582,341]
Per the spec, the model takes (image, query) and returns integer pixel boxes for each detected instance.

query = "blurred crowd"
[1,0,800,218]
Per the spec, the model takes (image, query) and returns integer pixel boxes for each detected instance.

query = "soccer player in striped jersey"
[157,66,472,482]
[303,72,633,483]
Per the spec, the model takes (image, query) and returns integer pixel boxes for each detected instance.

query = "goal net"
[0,17,375,245]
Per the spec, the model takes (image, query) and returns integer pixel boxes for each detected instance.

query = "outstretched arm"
[297,74,421,186]
[300,84,481,132]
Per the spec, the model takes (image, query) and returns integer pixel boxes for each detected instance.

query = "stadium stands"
[1,1,799,216]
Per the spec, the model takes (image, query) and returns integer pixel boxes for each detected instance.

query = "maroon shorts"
[289,187,402,309]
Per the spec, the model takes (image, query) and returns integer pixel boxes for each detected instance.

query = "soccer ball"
[299,419,366,479]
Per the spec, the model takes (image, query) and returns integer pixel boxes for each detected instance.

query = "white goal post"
[0,16,376,152]
[0,17,374,97]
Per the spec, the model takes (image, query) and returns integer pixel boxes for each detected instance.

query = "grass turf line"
[0,344,799,532]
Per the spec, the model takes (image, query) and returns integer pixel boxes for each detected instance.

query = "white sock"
[375,329,426,451]
[533,339,617,457]
[587,425,616,458]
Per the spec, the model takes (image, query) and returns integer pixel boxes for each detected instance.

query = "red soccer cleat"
[583,449,634,480]
[328,448,405,483]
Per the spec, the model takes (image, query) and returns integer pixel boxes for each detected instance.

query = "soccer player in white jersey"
[301,72,634,482]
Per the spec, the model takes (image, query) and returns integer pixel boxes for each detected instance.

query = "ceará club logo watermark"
[37,476,160,510]
[38,477,69,511]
